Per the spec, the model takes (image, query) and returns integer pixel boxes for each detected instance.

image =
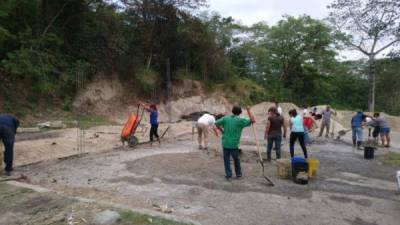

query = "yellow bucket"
[307,159,319,178]
[276,159,291,179]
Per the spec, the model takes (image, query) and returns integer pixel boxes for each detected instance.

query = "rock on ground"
[92,210,121,225]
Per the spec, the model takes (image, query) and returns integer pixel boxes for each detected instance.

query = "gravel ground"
[15,127,400,225]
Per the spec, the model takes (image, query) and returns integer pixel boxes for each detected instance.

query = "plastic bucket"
[307,159,319,178]
[276,159,291,179]
[291,157,308,180]
[364,147,375,159]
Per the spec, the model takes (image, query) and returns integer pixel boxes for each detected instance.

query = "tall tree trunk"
[368,55,376,112]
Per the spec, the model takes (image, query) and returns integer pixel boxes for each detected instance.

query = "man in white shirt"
[197,113,220,150]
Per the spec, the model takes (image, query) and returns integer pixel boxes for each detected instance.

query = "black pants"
[289,132,308,158]
[0,125,15,172]
[150,124,159,142]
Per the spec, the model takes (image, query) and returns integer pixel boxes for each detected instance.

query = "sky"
[205,0,334,26]
[204,0,372,60]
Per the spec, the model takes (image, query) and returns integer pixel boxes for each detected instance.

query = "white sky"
[205,0,334,26]
[204,0,373,60]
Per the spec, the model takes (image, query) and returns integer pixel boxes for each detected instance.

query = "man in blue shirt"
[0,114,19,176]
[351,111,364,149]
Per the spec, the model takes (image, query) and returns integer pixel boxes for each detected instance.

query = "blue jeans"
[267,136,281,160]
[352,127,363,142]
[0,125,15,171]
[304,127,311,145]
[223,148,242,178]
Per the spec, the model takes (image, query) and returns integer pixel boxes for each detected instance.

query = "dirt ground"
[9,123,400,225]
[0,181,193,225]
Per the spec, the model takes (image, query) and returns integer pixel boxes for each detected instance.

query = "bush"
[135,68,159,96]
[224,77,266,105]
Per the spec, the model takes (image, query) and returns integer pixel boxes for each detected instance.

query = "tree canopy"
[327,0,400,111]
[0,0,399,116]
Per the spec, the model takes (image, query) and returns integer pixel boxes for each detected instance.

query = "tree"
[121,0,206,85]
[260,16,337,103]
[374,58,400,115]
[327,0,400,112]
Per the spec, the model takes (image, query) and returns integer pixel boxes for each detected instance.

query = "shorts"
[380,127,390,135]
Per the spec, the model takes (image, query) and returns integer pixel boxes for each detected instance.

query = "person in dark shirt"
[373,112,391,147]
[0,114,19,176]
[264,107,286,161]
[140,102,160,145]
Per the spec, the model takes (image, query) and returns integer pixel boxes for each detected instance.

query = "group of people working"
[0,102,393,180]
[195,103,392,180]
[195,103,321,180]
[351,111,391,148]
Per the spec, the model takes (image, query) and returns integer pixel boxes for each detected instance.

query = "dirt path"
[16,130,400,225]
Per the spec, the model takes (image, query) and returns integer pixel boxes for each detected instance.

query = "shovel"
[336,129,352,140]
[248,111,274,186]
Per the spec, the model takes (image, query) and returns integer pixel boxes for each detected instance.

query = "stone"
[92,210,120,225]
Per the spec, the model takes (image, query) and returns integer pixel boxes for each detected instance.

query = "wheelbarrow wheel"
[128,135,139,147]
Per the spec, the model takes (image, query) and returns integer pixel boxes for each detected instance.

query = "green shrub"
[135,67,159,95]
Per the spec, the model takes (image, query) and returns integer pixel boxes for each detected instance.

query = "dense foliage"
[0,0,398,115]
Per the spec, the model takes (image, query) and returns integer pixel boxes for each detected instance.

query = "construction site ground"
[3,120,400,225]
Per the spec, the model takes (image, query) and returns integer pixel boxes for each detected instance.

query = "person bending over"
[0,114,19,176]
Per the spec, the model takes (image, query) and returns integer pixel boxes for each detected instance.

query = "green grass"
[119,211,191,225]
[378,152,400,167]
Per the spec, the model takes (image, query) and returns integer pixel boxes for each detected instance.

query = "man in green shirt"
[215,106,255,180]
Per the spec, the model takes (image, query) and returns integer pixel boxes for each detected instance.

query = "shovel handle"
[251,124,263,162]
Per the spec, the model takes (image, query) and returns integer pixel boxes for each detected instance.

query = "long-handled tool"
[249,114,274,186]
[337,128,351,139]
[160,125,170,139]
[140,125,170,145]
